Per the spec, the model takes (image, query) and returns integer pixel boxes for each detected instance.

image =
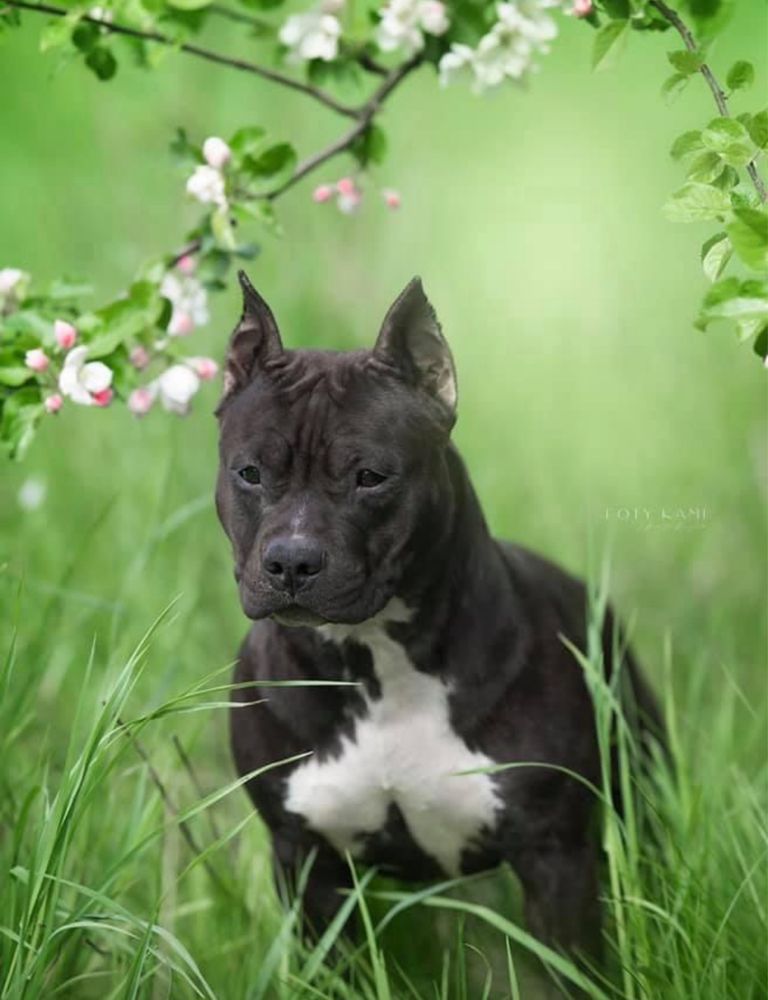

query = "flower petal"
[81,361,113,393]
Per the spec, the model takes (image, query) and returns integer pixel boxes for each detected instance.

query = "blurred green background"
[0,4,766,995]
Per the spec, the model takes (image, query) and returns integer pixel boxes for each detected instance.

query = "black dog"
[216,272,661,960]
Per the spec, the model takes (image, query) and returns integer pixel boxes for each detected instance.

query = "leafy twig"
[649,0,767,203]
[168,53,422,262]
[2,0,359,120]
[264,52,423,201]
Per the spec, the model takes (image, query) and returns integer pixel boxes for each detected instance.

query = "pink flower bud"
[336,177,357,197]
[54,319,78,350]
[128,387,155,416]
[312,184,335,204]
[44,393,63,414]
[25,348,50,373]
[169,311,195,336]
[382,188,401,210]
[130,345,151,370]
[92,387,113,407]
[202,136,232,170]
[190,357,219,381]
[176,254,197,275]
[571,0,592,15]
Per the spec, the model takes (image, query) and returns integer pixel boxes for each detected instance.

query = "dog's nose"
[262,536,325,594]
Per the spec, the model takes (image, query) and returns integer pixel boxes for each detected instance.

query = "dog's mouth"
[270,605,328,627]
[238,579,389,628]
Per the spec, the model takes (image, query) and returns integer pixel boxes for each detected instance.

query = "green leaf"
[663,183,731,223]
[726,207,768,272]
[700,232,732,282]
[710,165,739,191]
[230,126,267,160]
[39,11,79,52]
[232,201,283,237]
[85,45,117,81]
[241,143,297,194]
[661,73,689,101]
[685,151,725,184]
[701,117,750,152]
[165,0,214,10]
[726,60,754,91]
[736,316,765,344]
[667,49,702,75]
[243,142,296,178]
[753,325,768,359]
[72,20,100,52]
[745,109,768,150]
[351,125,388,168]
[600,0,630,18]
[0,366,35,388]
[0,387,43,460]
[700,277,768,322]
[592,20,628,70]
[670,130,703,160]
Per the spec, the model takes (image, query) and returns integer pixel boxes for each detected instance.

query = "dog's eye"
[238,465,261,485]
[357,468,386,489]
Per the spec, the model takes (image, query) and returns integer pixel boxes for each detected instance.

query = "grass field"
[0,2,766,997]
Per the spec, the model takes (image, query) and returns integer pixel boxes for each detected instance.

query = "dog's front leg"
[272,835,354,942]
[513,842,602,964]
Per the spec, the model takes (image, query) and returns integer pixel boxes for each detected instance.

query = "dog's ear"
[373,277,457,424]
[220,271,283,401]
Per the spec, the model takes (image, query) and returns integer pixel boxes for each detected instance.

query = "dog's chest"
[284,606,501,876]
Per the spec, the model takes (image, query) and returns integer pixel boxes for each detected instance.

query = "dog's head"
[215,272,458,626]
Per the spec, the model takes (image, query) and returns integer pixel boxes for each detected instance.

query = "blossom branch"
[649,0,767,203]
[2,0,360,120]
[263,52,423,201]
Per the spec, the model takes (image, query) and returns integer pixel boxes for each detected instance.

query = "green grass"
[1,2,766,997]
[0,558,764,998]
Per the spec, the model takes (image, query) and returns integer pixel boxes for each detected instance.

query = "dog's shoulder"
[496,540,589,635]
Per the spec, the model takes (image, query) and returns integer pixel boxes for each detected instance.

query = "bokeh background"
[0,2,766,994]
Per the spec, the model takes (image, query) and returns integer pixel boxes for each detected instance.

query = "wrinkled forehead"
[218,352,432,462]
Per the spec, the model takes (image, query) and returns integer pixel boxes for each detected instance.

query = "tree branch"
[649,0,767,203]
[3,0,360,119]
[265,52,423,201]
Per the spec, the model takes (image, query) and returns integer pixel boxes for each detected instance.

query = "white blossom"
[160,273,210,335]
[279,4,342,63]
[376,0,450,56]
[88,6,113,22]
[58,346,113,406]
[154,364,201,415]
[438,43,476,87]
[439,0,560,93]
[202,136,231,169]
[186,164,227,209]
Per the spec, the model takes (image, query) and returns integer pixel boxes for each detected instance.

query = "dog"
[215,271,662,961]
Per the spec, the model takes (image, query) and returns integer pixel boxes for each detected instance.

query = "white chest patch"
[284,601,502,876]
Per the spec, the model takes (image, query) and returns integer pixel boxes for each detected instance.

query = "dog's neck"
[388,443,523,672]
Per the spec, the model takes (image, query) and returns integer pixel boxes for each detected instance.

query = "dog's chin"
[239,584,391,628]
[270,606,328,627]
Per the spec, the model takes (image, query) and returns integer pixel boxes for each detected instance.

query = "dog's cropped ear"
[373,277,457,425]
[220,271,283,402]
